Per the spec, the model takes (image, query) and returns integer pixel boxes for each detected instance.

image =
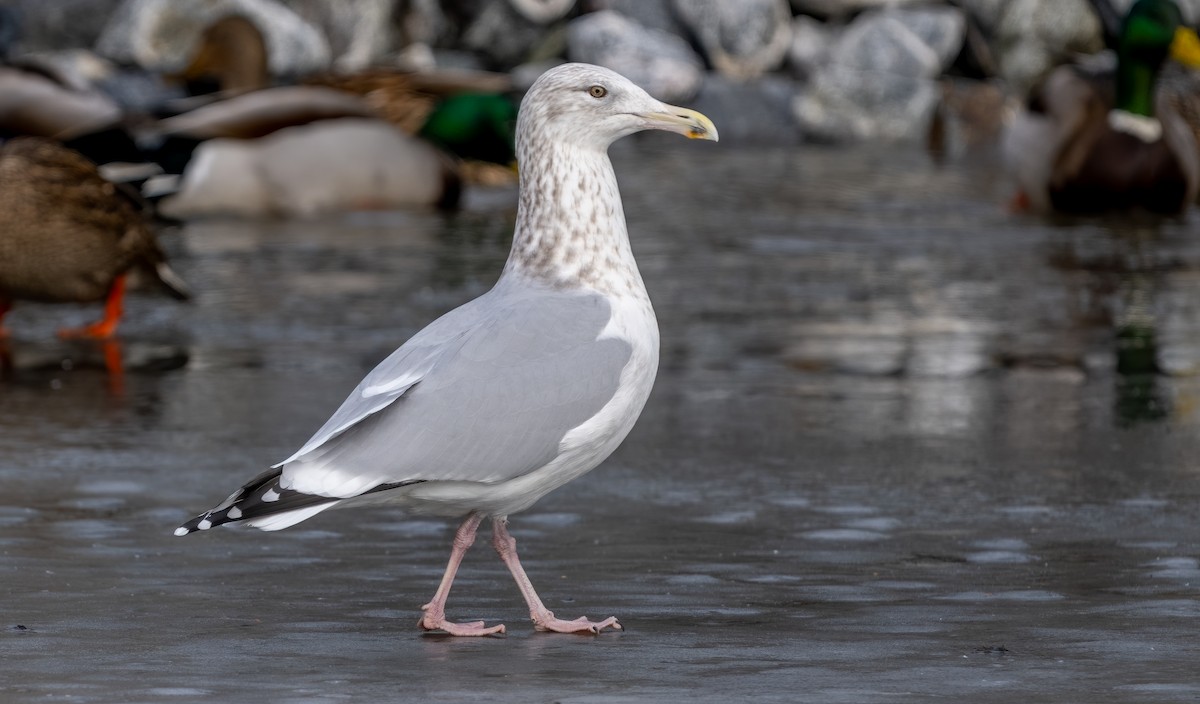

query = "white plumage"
[177,63,717,636]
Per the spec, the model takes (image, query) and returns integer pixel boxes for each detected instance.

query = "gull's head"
[517,63,718,152]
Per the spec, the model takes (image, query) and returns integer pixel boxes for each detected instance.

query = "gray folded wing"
[277,287,632,498]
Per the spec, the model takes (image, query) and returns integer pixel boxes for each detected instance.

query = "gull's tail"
[174,468,340,536]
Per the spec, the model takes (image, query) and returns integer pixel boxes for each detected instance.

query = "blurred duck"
[1157,56,1200,178]
[154,114,464,218]
[147,13,517,217]
[175,12,515,145]
[0,138,190,339]
[1005,0,1200,214]
[0,63,146,166]
[150,88,516,218]
[1091,0,1200,201]
[174,14,268,98]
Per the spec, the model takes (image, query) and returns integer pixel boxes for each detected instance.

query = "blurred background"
[3,0,1200,701]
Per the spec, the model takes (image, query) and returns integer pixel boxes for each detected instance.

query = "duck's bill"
[1171,27,1200,67]
[639,105,719,142]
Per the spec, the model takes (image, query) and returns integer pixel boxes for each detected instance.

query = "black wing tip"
[173,507,242,536]
[173,471,424,537]
[174,467,286,536]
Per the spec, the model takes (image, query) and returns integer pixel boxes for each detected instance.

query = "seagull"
[175,63,717,636]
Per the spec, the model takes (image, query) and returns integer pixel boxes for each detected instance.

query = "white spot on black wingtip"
[227,506,242,519]
[197,518,212,531]
[262,489,280,502]
[173,526,189,537]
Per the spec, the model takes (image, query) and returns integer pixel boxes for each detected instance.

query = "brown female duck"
[0,137,190,339]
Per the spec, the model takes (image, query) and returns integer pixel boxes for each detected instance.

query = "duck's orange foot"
[60,275,125,340]
[58,319,119,340]
[0,299,11,338]
[1007,190,1032,213]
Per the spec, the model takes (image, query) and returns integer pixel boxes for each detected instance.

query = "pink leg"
[491,517,622,634]
[418,513,506,636]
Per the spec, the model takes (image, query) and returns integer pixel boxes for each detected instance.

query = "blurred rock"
[672,0,792,81]
[788,0,925,18]
[0,6,17,59]
[0,0,124,54]
[791,6,964,142]
[990,0,1102,93]
[794,65,939,141]
[508,0,575,24]
[283,0,399,71]
[1110,0,1200,24]
[788,15,835,80]
[582,0,685,36]
[567,10,703,102]
[461,0,564,68]
[689,73,800,145]
[830,6,965,78]
[955,0,1007,34]
[96,0,331,76]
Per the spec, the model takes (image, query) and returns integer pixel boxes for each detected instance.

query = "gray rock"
[830,7,965,79]
[282,0,400,71]
[0,0,124,53]
[793,65,940,141]
[96,0,331,75]
[1110,0,1200,25]
[582,0,684,36]
[507,0,575,24]
[0,6,18,59]
[789,0,925,19]
[789,6,963,142]
[955,0,1007,34]
[897,7,966,67]
[567,10,704,102]
[688,72,801,145]
[991,0,1102,92]
[394,0,449,46]
[672,0,792,81]
[788,15,835,80]
[461,0,560,68]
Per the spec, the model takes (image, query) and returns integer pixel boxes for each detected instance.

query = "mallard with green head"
[1005,0,1200,214]
[151,87,518,218]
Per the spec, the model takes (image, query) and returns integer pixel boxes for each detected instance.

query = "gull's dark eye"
[588,85,608,99]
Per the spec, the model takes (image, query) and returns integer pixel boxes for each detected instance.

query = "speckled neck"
[501,141,647,299]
